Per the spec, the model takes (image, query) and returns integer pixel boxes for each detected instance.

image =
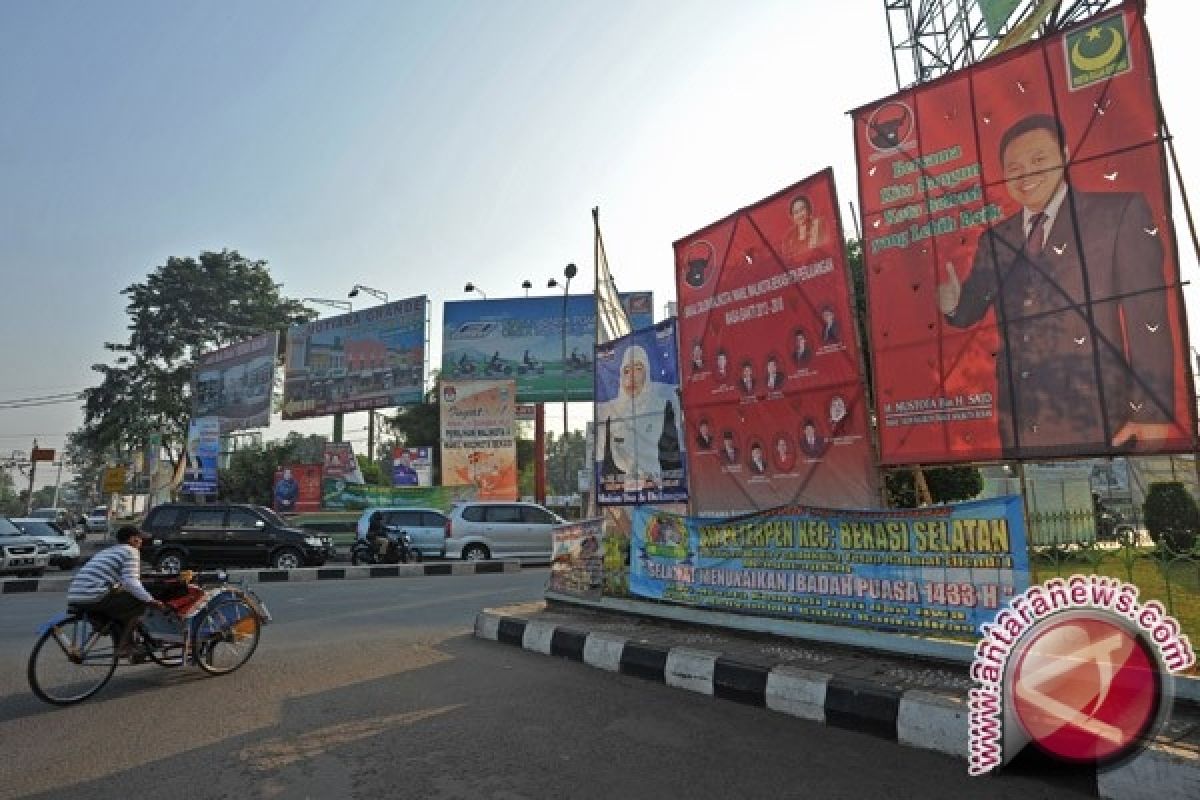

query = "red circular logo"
[1011,614,1160,763]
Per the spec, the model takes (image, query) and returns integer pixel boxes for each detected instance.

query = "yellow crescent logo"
[1071,25,1124,72]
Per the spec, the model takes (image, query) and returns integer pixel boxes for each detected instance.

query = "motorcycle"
[350,527,423,565]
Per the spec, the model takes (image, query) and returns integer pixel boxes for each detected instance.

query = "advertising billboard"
[391,446,432,486]
[439,380,518,501]
[282,296,427,419]
[441,293,653,403]
[181,417,219,495]
[192,332,278,433]
[594,319,688,505]
[548,518,605,599]
[852,2,1193,464]
[273,464,323,513]
[674,168,880,514]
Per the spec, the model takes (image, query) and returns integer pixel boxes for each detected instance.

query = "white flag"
[594,207,631,345]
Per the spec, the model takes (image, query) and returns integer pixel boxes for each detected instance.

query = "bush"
[1142,481,1199,553]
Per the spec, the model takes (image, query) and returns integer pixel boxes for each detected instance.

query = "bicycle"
[27,571,271,706]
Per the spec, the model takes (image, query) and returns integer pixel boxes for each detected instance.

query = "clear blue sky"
[2,1,1197,484]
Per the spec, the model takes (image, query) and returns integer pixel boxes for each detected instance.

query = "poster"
[181,417,219,495]
[852,2,1193,464]
[441,293,653,403]
[273,464,323,513]
[392,446,432,487]
[321,484,479,511]
[674,168,880,515]
[439,380,518,501]
[630,496,1029,635]
[282,296,426,419]
[191,332,278,433]
[594,319,688,505]
[548,518,605,598]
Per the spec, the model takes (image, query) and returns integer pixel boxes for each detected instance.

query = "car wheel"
[156,551,185,573]
[272,548,303,570]
[462,544,490,561]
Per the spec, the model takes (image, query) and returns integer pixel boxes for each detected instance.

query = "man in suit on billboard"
[937,113,1176,458]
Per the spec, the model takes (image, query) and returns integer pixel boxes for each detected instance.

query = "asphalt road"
[0,572,1086,800]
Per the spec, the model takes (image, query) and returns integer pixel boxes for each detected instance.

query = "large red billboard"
[674,168,880,514]
[853,2,1194,465]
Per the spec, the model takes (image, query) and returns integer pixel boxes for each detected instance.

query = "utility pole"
[25,438,38,514]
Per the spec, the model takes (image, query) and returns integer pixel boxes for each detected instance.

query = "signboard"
[594,319,688,505]
[101,466,127,494]
[852,2,1193,464]
[630,497,1029,634]
[192,331,278,433]
[31,447,55,462]
[321,484,479,511]
[282,296,427,419]
[439,380,517,501]
[182,417,219,495]
[674,168,879,514]
[391,446,432,486]
[548,518,605,598]
[441,293,654,403]
[273,464,323,513]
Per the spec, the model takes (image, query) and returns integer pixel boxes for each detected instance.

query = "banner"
[282,296,426,419]
[101,466,127,494]
[594,319,688,505]
[630,497,1029,634]
[548,518,605,598]
[391,446,432,486]
[853,3,1193,464]
[674,168,879,515]
[182,417,219,495]
[441,293,653,403]
[321,483,479,511]
[273,464,323,513]
[192,332,278,433]
[439,380,518,501]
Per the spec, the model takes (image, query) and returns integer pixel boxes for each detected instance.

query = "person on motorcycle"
[523,349,536,367]
[458,353,472,372]
[366,513,392,560]
[65,526,167,659]
[489,351,503,369]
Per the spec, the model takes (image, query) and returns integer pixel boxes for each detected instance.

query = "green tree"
[0,469,21,516]
[386,374,442,483]
[221,433,327,505]
[1143,481,1199,553]
[516,434,536,498]
[545,430,586,497]
[356,454,387,486]
[884,466,984,508]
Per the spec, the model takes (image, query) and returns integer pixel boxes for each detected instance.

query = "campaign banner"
[439,380,517,501]
[273,464,323,513]
[391,446,432,486]
[852,2,1193,464]
[181,417,219,495]
[594,319,688,505]
[282,296,426,419]
[441,293,654,403]
[322,482,479,511]
[192,332,278,433]
[674,168,879,514]
[548,518,605,598]
[630,496,1029,634]
[323,442,364,484]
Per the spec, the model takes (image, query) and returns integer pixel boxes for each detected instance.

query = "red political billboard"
[852,2,1193,464]
[674,168,880,514]
[273,464,322,513]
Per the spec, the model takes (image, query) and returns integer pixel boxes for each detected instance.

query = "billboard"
[852,2,1193,464]
[594,319,688,505]
[441,293,654,403]
[273,464,323,513]
[192,332,278,433]
[182,417,219,495]
[548,518,605,599]
[440,380,518,501]
[322,484,479,511]
[282,296,427,419]
[674,168,880,514]
[392,446,432,486]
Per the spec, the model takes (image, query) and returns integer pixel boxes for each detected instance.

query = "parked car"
[140,503,336,572]
[30,507,78,536]
[0,516,51,577]
[84,506,111,535]
[10,518,81,570]
[355,507,448,559]
[444,501,564,563]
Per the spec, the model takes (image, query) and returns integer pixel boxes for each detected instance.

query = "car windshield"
[90,507,108,517]
[29,509,55,519]
[257,508,287,527]
[0,517,24,536]
[14,520,62,537]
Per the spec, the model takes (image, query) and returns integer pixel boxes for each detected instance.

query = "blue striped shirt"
[66,544,153,604]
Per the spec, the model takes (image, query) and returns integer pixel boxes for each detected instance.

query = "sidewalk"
[475,595,1200,800]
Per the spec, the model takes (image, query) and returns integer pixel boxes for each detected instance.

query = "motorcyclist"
[488,351,503,371]
[366,513,391,560]
[458,353,473,373]
[523,349,536,367]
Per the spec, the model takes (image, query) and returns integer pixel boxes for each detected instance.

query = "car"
[30,507,77,534]
[444,501,565,563]
[140,503,336,572]
[84,506,111,535]
[10,518,81,570]
[0,516,51,577]
[354,507,448,559]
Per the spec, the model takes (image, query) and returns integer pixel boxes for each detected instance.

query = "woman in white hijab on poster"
[598,343,681,494]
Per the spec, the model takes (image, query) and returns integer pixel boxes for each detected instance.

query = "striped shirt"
[66,544,153,604]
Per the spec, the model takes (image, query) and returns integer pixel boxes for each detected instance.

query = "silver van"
[445,502,564,562]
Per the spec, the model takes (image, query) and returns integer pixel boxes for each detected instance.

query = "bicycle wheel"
[194,598,261,675]
[28,615,118,705]
[137,624,187,667]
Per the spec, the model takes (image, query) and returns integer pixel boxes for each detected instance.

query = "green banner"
[321,480,478,511]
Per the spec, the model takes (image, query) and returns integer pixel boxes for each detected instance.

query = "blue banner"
[630,497,1029,635]
[182,417,220,495]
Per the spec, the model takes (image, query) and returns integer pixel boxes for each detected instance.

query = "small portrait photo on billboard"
[747,440,768,475]
[781,193,827,265]
[829,394,849,434]
[714,348,730,384]
[819,305,840,345]
[765,354,785,392]
[800,417,826,458]
[773,433,795,472]
[792,327,813,367]
[720,430,740,467]
[739,360,756,396]
[695,417,715,451]
[689,339,706,376]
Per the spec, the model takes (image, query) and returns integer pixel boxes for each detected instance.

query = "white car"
[444,501,564,563]
[0,517,51,577]
[84,506,111,535]
[11,518,81,570]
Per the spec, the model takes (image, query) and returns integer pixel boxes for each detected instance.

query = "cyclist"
[65,525,166,659]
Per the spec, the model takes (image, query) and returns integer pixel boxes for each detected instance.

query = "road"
[0,572,1085,799]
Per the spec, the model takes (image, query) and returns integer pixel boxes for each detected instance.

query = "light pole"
[552,263,577,501]
[302,297,353,314]
[348,284,389,303]
[463,282,487,299]
[521,279,532,297]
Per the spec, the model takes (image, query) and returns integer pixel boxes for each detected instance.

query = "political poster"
[594,319,688,505]
[439,380,517,501]
[320,483,479,511]
[852,2,1193,465]
[191,332,278,433]
[630,496,1029,635]
[282,296,427,419]
[273,464,323,513]
[392,446,433,487]
[548,518,605,598]
[181,417,219,495]
[441,293,654,403]
[674,168,880,515]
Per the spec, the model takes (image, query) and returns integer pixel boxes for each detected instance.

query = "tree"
[545,430,586,497]
[221,433,327,505]
[1143,481,1199,553]
[885,466,984,508]
[387,374,442,483]
[0,469,21,516]
[356,454,387,486]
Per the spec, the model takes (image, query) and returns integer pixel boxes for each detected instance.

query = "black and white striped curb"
[0,560,520,595]
[474,610,1199,800]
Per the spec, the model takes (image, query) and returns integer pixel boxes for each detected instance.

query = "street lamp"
[521,279,532,297]
[302,297,353,314]
[348,284,389,303]
[463,282,487,299]
[557,263,577,500]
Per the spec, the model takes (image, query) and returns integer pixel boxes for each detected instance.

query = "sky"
[1,0,1197,489]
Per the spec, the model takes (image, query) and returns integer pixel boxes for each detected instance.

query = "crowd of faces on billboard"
[191,332,278,433]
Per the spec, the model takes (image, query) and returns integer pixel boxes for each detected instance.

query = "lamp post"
[347,284,389,303]
[463,282,487,299]
[521,279,532,297]
[302,297,353,314]
[552,264,577,501]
